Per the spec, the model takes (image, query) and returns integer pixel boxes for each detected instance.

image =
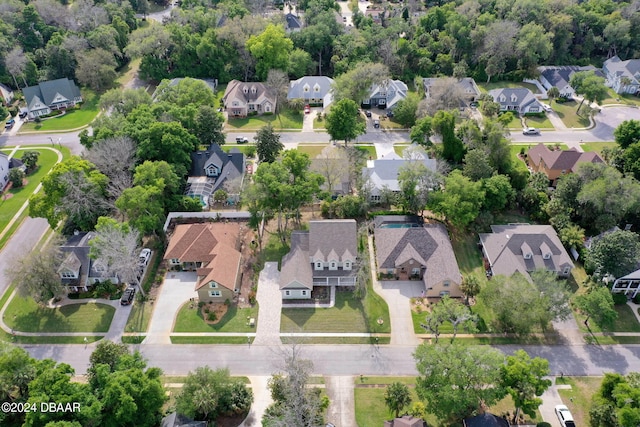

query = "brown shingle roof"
[308,220,357,263]
[528,143,603,172]
[195,244,241,291]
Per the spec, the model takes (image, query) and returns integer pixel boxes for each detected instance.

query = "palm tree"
[384,382,412,418]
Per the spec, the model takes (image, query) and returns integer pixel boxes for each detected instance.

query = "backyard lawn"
[551,100,591,128]
[173,302,259,333]
[524,115,555,129]
[226,109,303,130]
[4,295,114,333]
[19,89,100,132]
[477,81,541,94]
[557,376,602,427]
[0,148,59,236]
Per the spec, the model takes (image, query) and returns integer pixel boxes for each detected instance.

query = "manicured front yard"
[411,300,489,335]
[0,148,60,237]
[355,145,376,159]
[124,300,153,333]
[574,303,640,333]
[580,141,617,154]
[551,100,591,128]
[173,302,259,333]
[296,145,326,159]
[19,89,99,132]
[524,115,555,129]
[4,295,114,333]
[556,376,602,427]
[226,109,303,130]
[281,285,390,334]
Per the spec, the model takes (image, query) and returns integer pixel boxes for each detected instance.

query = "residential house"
[362,79,408,110]
[463,413,509,427]
[422,77,481,102]
[527,143,604,186]
[374,217,463,298]
[0,153,9,191]
[0,83,14,105]
[384,415,428,427]
[284,13,302,32]
[537,65,599,99]
[280,220,357,300]
[58,232,120,293]
[612,268,640,298]
[164,222,242,303]
[488,87,543,114]
[287,76,335,107]
[603,55,640,94]
[222,80,276,117]
[185,144,245,207]
[479,224,575,280]
[365,7,383,23]
[362,153,437,203]
[22,78,82,119]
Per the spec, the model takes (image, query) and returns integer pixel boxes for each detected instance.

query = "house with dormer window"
[488,87,542,114]
[185,143,245,207]
[57,232,120,293]
[280,220,357,300]
[287,76,335,107]
[361,79,408,110]
[603,56,640,94]
[222,80,276,117]
[164,222,242,303]
[22,78,83,119]
[479,224,574,281]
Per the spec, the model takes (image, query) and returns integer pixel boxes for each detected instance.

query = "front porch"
[282,285,336,308]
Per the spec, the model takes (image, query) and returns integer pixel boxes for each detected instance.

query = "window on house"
[524,253,532,260]
[443,281,450,287]
[266,104,271,112]
[209,282,218,288]
[543,253,551,260]
[251,87,257,93]
[411,268,420,275]
[330,262,337,269]
[439,291,450,297]
[315,262,323,270]
[302,290,307,296]
[171,258,180,264]
[61,271,75,278]
[209,290,221,297]
[344,261,351,269]
[561,170,566,174]
[285,290,290,296]
[387,269,394,275]
[563,267,570,275]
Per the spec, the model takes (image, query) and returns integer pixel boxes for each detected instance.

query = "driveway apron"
[539,379,566,427]
[253,262,282,346]
[144,272,198,345]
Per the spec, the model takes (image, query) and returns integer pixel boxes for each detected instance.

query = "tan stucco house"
[164,222,241,303]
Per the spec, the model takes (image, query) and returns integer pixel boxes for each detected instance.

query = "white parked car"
[555,404,576,427]
[139,248,151,265]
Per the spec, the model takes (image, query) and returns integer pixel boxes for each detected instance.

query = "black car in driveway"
[364,110,372,118]
[120,287,136,305]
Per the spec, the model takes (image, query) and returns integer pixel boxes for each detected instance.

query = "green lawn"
[296,145,326,159]
[171,336,252,344]
[222,144,256,157]
[411,302,489,335]
[4,295,114,333]
[394,145,410,156]
[557,376,602,427]
[575,303,640,333]
[313,117,327,129]
[173,302,259,333]
[226,110,303,130]
[124,300,153,333]
[600,88,640,106]
[450,228,484,276]
[580,141,617,154]
[355,145,376,159]
[0,148,59,236]
[524,115,555,129]
[477,81,541,94]
[281,336,390,344]
[503,114,523,129]
[262,233,290,268]
[115,58,141,87]
[20,89,99,132]
[552,100,591,128]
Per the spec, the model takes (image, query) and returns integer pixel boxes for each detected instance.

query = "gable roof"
[363,158,437,193]
[369,80,408,109]
[463,413,509,427]
[528,143,603,172]
[374,223,461,285]
[222,80,276,107]
[23,78,81,108]
[59,232,112,284]
[287,76,335,103]
[384,415,427,427]
[188,144,245,193]
[284,13,302,30]
[280,231,313,290]
[309,220,357,262]
[488,87,541,109]
[538,65,598,90]
[479,224,575,279]
[604,55,640,82]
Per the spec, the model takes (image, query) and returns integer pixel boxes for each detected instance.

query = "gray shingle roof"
[488,87,541,110]
[287,76,335,105]
[363,158,437,194]
[280,231,312,290]
[23,78,81,109]
[538,65,597,89]
[309,219,357,262]
[479,224,574,279]
[187,144,244,198]
[604,56,640,83]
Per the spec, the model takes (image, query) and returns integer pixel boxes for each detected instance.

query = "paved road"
[0,131,84,155]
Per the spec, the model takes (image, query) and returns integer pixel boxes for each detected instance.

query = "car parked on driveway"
[139,248,151,265]
[304,105,311,114]
[555,405,575,427]
[120,286,136,305]
[5,119,15,129]
[373,119,380,128]
[364,110,372,118]
[522,127,540,135]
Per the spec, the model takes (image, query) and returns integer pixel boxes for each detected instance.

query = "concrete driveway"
[238,376,272,427]
[538,379,566,427]
[253,262,282,346]
[377,281,423,346]
[325,376,357,427]
[144,272,198,345]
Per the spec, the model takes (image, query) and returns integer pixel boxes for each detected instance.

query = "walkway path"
[325,376,357,427]
[144,272,197,345]
[367,235,420,346]
[238,376,272,427]
[253,262,282,346]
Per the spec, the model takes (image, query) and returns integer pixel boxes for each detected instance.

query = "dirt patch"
[215,412,248,427]
[201,302,229,324]
[410,297,431,314]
